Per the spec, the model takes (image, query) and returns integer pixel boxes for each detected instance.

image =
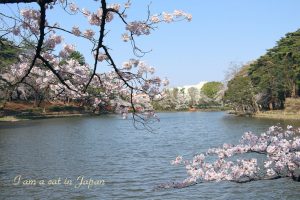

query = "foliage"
[224,76,257,114]
[250,30,300,109]
[60,51,86,65]
[0,39,21,72]
[201,81,223,99]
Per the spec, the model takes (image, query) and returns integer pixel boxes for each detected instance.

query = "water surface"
[0,112,299,199]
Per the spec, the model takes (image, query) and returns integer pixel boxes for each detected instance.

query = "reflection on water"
[0,112,299,199]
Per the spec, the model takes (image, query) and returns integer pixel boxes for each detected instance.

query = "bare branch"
[84,0,107,92]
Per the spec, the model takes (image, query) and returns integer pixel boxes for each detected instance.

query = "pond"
[0,112,299,199]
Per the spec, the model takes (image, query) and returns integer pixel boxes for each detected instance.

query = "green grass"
[0,116,20,121]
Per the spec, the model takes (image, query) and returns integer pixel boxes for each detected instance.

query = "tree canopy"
[201,81,223,99]
[225,29,300,112]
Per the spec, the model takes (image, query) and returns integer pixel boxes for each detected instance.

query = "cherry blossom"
[150,15,160,23]
[72,26,81,36]
[69,3,78,12]
[94,52,108,62]
[122,33,130,42]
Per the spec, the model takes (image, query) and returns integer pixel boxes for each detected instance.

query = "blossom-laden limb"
[162,125,300,189]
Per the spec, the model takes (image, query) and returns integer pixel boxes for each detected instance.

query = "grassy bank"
[254,111,300,120]
[253,98,300,120]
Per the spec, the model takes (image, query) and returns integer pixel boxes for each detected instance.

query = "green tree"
[69,51,86,65]
[248,30,300,109]
[59,51,86,65]
[0,39,20,72]
[201,81,223,99]
[224,76,257,114]
[226,29,300,112]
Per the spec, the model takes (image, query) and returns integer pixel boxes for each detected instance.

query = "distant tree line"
[152,81,224,111]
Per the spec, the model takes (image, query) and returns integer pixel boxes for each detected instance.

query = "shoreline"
[2,109,299,122]
[0,108,227,122]
[0,113,91,122]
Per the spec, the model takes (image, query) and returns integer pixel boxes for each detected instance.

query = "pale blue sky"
[3,0,300,87]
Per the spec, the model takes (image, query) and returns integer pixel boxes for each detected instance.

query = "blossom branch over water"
[159,125,300,189]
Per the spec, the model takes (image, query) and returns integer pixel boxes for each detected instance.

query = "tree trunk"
[37,95,43,107]
[292,82,297,98]
[34,95,38,107]
[269,102,273,110]
[280,100,284,109]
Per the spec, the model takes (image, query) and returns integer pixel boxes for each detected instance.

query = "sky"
[3,0,300,87]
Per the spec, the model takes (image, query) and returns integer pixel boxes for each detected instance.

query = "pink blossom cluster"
[83,29,95,39]
[169,125,300,188]
[20,8,42,35]
[121,33,130,42]
[150,10,192,24]
[59,44,75,58]
[94,52,108,62]
[121,59,155,75]
[69,3,78,12]
[108,4,121,12]
[120,59,168,98]
[44,34,63,49]
[126,21,151,36]
[72,26,81,36]
[122,9,191,41]
[78,3,122,27]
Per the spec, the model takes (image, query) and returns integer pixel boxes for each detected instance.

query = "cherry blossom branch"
[18,1,46,83]
[45,25,96,43]
[165,126,300,189]
[84,0,107,92]
[37,55,76,92]
[0,0,189,126]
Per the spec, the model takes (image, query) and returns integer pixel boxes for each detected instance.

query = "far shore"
[0,109,225,122]
[0,106,229,122]
[2,105,299,122]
